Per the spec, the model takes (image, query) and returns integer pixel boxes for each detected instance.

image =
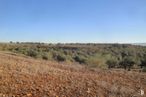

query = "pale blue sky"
[0,0,146,43]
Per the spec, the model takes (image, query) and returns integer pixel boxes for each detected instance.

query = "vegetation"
[0,42,146,72]
[74,55,87,64]
[1,51,146,97]
[119,57,136,71]
[106,59,118,69]
[41,52,49,60]
[27,49,38,58]
[143,67,146,72]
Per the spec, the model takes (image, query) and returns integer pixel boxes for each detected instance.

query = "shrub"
[56,54,66,62]
[106,59,118,69]
[42,53,49,60]
[52,51,66,62]
[119,57,135,71]
[142,67,146,72]
[74,55,87,64]
[140,58,146,68]
[27,49,38,58]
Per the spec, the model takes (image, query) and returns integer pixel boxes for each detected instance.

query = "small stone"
[87,88,91,94]
[27,93,32,97]
[140,89,144,96]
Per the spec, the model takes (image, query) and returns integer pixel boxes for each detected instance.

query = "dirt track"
[0,52,146,97]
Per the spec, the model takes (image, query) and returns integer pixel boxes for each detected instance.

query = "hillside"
[0,51,146,97]
[1,43,146,71]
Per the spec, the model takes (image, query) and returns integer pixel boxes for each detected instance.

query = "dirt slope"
[0,51,146,97]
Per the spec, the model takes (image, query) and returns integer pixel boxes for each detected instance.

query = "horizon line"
[0,41,146,44]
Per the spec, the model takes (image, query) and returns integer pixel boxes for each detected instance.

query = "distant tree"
[106,59,118,69]
[121,51,129,58]
[140,58,146,68]
[10,41,13,44]
[52,52,66,62]
[74,55,87,64]
[56,54,66,62]
[42,53,49,60]
[27,49,38,58]
[142,67,146,72]
[16,42,20,44]
[119,57,135,71]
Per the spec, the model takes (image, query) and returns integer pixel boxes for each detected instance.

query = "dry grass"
[0,51,146,97]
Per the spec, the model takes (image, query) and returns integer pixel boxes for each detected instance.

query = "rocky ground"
[0,51,146,97]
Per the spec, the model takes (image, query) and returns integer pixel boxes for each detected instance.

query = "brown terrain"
[0,51,146,97]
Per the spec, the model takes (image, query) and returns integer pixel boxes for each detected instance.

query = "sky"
[0,0,146,43]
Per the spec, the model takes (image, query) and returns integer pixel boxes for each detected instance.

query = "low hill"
[0,51,146,97]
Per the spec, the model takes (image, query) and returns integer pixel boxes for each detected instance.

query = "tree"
[119,57,135,71]
[9,41,13,44]
[42,53,49,60]
[27,49,38,58]
[52,52,66,62]
[140,58,146,68]
[74,55,87,64]
[106,59,118,69]
[56,54,66,62]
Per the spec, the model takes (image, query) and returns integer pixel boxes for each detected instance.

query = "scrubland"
[0,51,146,97]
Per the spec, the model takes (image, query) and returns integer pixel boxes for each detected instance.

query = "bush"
[27,49,38,58]
[119,57,135,71]
[42,53,49,60]
[74,55,87,64]
[142,67,146,72]
[140,58,146,68]
[52,52,66,62]
[106,59,118,69]
[56,54,66,62]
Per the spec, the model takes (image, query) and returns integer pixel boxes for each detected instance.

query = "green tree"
[27,49,38,58]
[42,53,49,60]
[140,58,146,68]
[106,59,118,69]
[74,55,87,64]
[119,57,135,71]
[56,54,66,62]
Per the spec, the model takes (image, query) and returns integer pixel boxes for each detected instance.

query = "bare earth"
[0,51,146,97]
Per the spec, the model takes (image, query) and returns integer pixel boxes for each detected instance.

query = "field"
[0,51,146,97]
[0,43,146,97]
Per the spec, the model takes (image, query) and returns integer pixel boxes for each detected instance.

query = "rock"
[26,93,32,97]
